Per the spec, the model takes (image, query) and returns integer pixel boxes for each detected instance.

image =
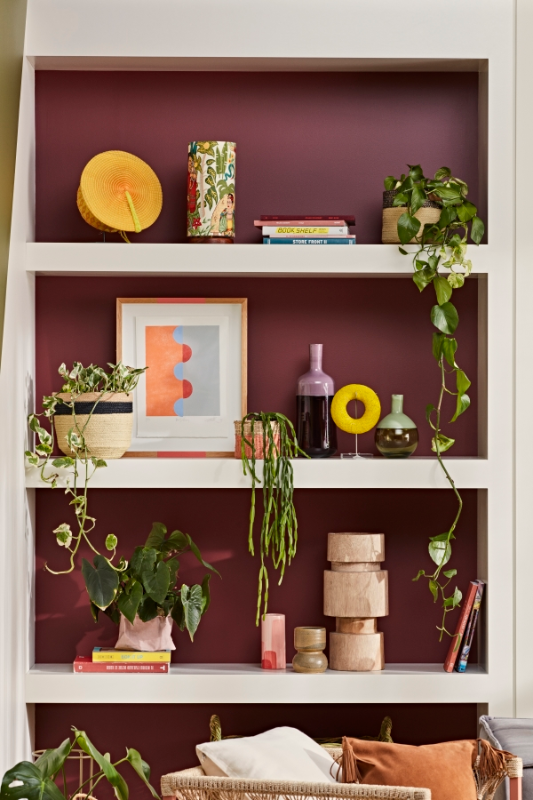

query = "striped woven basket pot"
[381,190,441,244]
[54,392,133,459]
[234,420,280,460]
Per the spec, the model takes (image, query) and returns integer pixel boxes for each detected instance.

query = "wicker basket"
[234,420,281,460]
[382,190,441,244]
[54,392,133,459]
[161,769,431,800]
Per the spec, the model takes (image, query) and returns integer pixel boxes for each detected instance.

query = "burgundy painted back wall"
[36,488,478,665]
[36,276,478,457]
[36,703,479,800]
[33,71,484,776]
[35,71,480,244]
[35,275,480,664]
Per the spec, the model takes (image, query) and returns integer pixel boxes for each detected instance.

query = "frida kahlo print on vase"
[187,141,236,239]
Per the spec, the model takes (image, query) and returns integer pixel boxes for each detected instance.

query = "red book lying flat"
[443,580,483,673]
[74,656,169,673]
[259,215,356,224]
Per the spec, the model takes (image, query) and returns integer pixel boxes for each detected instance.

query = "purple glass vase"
[296,344,337,458]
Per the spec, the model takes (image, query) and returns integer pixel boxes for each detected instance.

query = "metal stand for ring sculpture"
[323,532,388,671]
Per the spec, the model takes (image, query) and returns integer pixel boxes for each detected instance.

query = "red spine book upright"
[443,580,482,673]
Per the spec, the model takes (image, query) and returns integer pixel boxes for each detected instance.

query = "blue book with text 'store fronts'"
[455,581,485,672]
[263,237,356,245]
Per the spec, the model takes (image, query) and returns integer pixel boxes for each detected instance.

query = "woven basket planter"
[54,392,133,459]
[234,420,281,459]
[382,190,441,244]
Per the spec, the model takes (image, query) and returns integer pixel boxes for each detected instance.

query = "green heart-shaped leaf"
[117,580,143,624]
[397,212,421,245]
[471,215,485,244]
[144,522,167,550]
[143,560,170,605]
[180,584,203,641]
[431,302,459,334]
[434,275,453,306]
[82,556,118,610]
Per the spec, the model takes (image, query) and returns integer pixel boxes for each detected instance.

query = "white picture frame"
[117,298,247,456]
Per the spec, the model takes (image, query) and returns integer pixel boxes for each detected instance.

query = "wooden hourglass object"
[323,532,388,671]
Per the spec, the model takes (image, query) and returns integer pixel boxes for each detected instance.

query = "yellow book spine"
[274,227,330,234]
[92,651,171,662]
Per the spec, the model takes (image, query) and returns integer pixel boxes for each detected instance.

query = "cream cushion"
[196,727,338,783]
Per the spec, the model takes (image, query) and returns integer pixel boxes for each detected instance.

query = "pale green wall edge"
[0,0,28,366]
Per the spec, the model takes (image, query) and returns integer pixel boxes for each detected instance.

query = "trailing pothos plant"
[1,726,159,800]
[25,361,146,578]
[239,412,308,625]
[384,164,485,640]
[83,522,219,640]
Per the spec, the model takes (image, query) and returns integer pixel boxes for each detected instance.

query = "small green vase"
[375,394,418,458]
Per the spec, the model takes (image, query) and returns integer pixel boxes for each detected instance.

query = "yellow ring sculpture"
[331,384,381,435]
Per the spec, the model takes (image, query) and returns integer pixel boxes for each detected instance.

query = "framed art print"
[117,298,247,456]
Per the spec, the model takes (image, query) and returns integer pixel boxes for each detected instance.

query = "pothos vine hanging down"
[384,165,485,640]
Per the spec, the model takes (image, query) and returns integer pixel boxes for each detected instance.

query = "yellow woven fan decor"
[77,150,163,241]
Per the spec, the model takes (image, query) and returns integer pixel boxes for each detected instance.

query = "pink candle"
[261,613,286,669]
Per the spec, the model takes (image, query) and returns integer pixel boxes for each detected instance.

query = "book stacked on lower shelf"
[74,647,171,673]
[443,580,485,673]
[257,215,356,245]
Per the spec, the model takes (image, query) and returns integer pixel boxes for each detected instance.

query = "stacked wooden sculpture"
[324,532,388,671]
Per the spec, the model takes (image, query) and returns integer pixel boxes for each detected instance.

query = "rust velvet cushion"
[345,738,477,800]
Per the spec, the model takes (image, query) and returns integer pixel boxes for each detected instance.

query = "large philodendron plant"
[385,164,485,640]
[83,522,220,640]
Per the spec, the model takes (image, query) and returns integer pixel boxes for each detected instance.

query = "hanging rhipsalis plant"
[384,165,485,640]
[239,412,308,625]
[25,361,146,578]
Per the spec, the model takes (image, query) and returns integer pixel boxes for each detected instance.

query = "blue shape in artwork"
[174,398,184,417]
[173,326,183,344]
[174,362,184,380]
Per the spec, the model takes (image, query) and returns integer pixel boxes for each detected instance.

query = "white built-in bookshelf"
[1,0,531,774]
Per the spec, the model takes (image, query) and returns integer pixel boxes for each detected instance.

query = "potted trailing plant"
[1,726,159,800]
[25,361,146,580]
[83,522,219,647]
[384,164,485,640]
[237,412,308,625]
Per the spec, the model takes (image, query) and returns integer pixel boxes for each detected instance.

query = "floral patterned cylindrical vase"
[261,613,286,669]
[187,141,236,243]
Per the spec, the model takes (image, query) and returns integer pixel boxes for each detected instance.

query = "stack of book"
[256,215,356,245]
[73,647,171,673]
[443,579,485,673]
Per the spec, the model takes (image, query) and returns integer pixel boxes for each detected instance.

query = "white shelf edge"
[28,56,488,73]
[25,457,490,490]
[25,242,492,278]
[26,663,490,704]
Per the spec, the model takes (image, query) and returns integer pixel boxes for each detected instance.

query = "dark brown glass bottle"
[296,344,337,458]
